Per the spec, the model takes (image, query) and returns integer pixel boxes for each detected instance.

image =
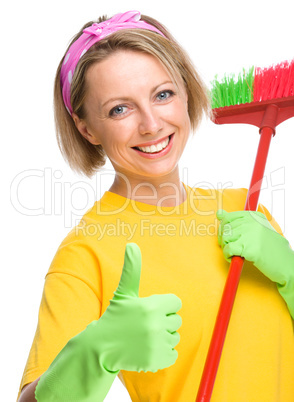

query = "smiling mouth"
[132,135,172,154]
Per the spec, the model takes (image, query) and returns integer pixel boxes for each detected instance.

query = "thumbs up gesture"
[35,243,182,402]
[91,243,182,373]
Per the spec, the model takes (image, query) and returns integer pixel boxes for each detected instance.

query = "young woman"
[18,10,294,401]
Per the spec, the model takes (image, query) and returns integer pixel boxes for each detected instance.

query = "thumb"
[114,243,142,299]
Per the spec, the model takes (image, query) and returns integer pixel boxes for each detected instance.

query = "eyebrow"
[101,80,174,108]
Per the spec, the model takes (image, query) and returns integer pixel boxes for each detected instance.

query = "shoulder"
[187,185,284,235]
[187,185,248,211]
[47,204,103,278]
[216,187,248,210]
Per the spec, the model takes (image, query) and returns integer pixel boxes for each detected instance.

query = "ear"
[72,113,101,146]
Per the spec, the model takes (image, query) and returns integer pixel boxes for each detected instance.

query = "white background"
[2,0,293,400]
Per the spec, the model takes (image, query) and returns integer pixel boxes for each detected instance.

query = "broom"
[196,60,294,401]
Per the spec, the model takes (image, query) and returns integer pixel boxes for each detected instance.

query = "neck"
[108,168,186,207]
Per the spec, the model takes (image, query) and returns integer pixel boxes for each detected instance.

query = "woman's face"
[74,50,191,183]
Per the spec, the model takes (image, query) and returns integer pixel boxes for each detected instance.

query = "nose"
[138,105,163,136]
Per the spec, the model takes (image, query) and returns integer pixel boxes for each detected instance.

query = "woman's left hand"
[216,209,294,286]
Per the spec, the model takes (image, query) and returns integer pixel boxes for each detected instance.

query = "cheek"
[173,95,188,116]
[177,106,191,143]
[174,100,191,131]
[100,126,132,157]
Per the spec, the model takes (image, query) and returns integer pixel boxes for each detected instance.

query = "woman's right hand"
[34,243,182,401]
[90,242,182,373]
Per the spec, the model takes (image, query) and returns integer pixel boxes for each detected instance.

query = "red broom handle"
[196,126,275,401]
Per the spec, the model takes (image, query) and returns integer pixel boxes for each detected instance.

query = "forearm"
[18,378,40,402]
[277,257,294,319]
[18,347,117,402]
[33,330,118,402]
[217,210,294,318]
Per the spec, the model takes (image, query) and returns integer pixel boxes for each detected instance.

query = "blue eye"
[157,90,174,101]
[110,105,127,117]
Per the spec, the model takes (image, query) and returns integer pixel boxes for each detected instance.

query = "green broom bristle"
[210,66,254,109]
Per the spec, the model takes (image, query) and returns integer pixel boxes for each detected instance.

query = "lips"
[134,134,171,148]
[136,136,170,153]
[132,134,174,159]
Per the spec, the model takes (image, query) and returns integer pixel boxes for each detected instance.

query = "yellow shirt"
[18,186,294,401]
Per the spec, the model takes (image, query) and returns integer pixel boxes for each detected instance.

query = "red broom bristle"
[253,60,294,102]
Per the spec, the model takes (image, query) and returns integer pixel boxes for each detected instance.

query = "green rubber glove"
[217,209,294,318]
[35,243,182,401]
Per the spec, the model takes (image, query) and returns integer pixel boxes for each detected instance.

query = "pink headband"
[60,10,166,115]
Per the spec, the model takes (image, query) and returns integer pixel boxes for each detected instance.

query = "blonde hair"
[54,14,211,177]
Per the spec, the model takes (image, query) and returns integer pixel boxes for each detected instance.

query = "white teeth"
[137,137,170,153]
